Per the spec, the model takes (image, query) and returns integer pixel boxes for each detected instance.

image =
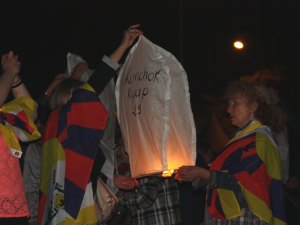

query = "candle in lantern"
[162,170,174,177]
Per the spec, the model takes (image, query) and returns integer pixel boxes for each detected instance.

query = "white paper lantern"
[116,36,196,178]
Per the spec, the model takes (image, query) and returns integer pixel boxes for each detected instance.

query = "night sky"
[1,0,300,133]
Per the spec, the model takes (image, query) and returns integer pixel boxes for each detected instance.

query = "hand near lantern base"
[173,171,182,183]
[113,175,139,190]
[176,166,210,182]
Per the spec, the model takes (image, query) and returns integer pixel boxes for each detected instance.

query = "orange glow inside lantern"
[162,170,174,177]
[127,134,196,178]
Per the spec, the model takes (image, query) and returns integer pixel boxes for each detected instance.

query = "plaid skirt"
[210,208,268,225]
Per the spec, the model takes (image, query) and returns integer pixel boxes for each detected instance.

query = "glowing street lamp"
[234,41,244,49]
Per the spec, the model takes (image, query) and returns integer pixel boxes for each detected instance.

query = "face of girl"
[227,94,256,128]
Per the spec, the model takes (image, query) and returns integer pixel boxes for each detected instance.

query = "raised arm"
[109,24,143,63]
[87,24,143,95]
[36,73,67,107]
[0,51,20,106]
[10,75,32,99]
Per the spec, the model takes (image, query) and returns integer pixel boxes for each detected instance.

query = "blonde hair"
[224,80,286,132]
[49,78,84,111]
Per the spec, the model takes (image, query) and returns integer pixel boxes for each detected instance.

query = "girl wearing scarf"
[37,25,142,225]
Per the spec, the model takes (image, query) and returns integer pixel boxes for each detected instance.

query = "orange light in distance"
[234,41,243,49]
[162,170,174,177]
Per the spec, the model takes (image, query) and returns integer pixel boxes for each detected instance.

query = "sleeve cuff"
[192,178,207,191]
[102,55,119,71]
[208,170,242,191]
[208,170,218,189]
[192,179,200,190]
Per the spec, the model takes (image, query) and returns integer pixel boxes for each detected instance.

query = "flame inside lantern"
[162,170,174,177]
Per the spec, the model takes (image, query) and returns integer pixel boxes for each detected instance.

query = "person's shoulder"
[78,83,95,92]
[70,83,98,102]
[255,126,276,144]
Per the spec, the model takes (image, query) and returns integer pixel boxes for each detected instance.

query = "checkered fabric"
[211,207,268,225]
[128,176,181,225]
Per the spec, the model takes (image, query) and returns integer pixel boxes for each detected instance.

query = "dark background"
[1,0,300,135]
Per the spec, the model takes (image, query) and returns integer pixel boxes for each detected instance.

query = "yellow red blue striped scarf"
[208,121,287,225]
[38,83,108,225]
[0,96,41,158]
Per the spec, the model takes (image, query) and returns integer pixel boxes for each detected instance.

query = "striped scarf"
[38,83,108,225]
[0,96,41,158]
[208,121,287,225]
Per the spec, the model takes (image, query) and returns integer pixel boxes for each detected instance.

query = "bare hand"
[177,166,210,182]
[174,170,182,183]
[286,176,300,189]
[71,62,88,80]
[47,73,67,93]
[2,51,20,76]
[113,175,139,190]
[119,24,143,49]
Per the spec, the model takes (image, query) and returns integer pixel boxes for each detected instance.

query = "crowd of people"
[1,24,299,225]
